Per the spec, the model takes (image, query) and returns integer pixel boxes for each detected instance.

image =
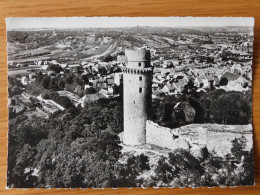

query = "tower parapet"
[125,49,151,69]
[125,49,151,63]
[123,49,153,146]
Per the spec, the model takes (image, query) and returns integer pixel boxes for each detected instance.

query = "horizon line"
[6,17,255,30]
[7,25,254,31]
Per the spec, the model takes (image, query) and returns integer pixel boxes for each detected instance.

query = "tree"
[75,66,84,74]
[104,55,113,62]
[11,144,37,188]
[49,77,59,90]
[231,136,247,160]
[189,98,206,123]
[75,76,84,86]
[56,96,73,109]
[41,75,51,89]
[81,74,89,84]
[182,79,200,98]
[16,124,48,147]
[113,154,150,187]
[168,149,204,187]
[219,77,228,86]
[48,90,60,100]
[154,156,174,184]
[211,92,250,124]
[9,107,17,119]
[41,92,50,99]
[85,87,96,95]
[98,66,107,75]
[48,64,62,73]
[58,79,65,89]
[150,96,179,128]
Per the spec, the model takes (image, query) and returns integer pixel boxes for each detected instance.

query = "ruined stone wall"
[146,120,190,150]
[146,120,253,157]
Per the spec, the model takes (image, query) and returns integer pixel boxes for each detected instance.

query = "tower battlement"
[122,67,153,75]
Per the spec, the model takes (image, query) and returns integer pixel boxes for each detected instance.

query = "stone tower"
[122,49,153,145]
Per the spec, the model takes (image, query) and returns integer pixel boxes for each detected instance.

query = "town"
[8,26,253,120]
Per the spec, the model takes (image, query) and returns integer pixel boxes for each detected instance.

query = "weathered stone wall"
[146,120,189,150]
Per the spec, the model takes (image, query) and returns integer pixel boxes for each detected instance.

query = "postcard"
[6,17,254,188]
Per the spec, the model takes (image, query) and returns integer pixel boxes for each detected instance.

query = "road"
[8,66,42,76]
[84,40,118,60]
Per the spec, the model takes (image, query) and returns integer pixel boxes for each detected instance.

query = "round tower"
[122,49,153,145]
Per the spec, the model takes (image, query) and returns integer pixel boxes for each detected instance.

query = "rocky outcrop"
[174,102,196,123]
[182,102,196,123]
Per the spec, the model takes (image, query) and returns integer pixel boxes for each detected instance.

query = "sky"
[6,17,254,30]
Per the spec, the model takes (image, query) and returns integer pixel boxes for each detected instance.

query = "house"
[161,82,183,95]
[44,99,65,111]
[152,83,159,92]
[231,64,242,74]
[37,95,65,112]
[10,103,25,114]
[106,77,114,86]
[117,55,127,64]
[219,72,240,86]
[153,68,161,74]
[194,76,211,89]
[213,76,220,86]
[205,75,215,86]
[234,76,249,88]
[15,94,33,108]
[57,90,81,107]
[21,76,29,85]
[91,78,108,91]
[42,65,48,70]
[162,60,174,68]
[84,84,92,89]
[99,88,111,98]
[194,77,204,88]
[114,73,123,86]
[28,70,37,79]
[107,85,120,96]
[21,92,31,100]
[161,83,176,94]
[42,103,60,114]
[220,79,248,92]
[79,93,107,108]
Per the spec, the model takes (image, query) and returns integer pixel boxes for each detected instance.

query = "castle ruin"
[122,49,153,145]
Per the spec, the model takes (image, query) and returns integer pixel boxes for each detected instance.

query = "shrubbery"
[8,94,254,188]
[7,98,126,188]
[151,89,252,128]
[149,138,254,187]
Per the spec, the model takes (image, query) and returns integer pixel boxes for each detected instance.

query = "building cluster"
[148,31,253,96]
[8,28,253,119]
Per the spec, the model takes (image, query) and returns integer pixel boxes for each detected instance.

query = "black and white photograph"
[6,17,255,188]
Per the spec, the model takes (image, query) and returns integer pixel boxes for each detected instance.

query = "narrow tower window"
[138,62,141,67]
[139,87,142,93]
[139,76,142,81]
